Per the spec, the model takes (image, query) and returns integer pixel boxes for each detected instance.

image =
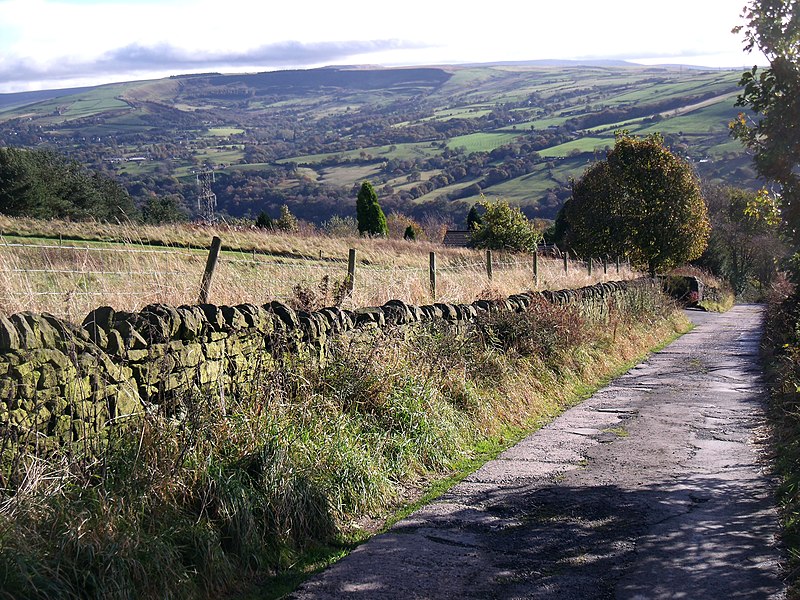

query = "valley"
[0,62,753,226]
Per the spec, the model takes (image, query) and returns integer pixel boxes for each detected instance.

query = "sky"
[0,0,768,94]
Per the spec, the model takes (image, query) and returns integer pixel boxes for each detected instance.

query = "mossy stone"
[106,330,126,357]
[0,316,20,351]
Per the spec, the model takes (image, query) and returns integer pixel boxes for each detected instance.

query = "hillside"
[0,64,753,225]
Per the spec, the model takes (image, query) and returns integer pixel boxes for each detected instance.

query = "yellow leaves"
[745,188,782,227]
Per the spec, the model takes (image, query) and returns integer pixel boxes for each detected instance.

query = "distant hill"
[0,86,94,109]
[0,63,755,226]
[462,59,640,68]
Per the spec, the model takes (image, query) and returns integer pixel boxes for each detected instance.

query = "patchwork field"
[0,63,752,224]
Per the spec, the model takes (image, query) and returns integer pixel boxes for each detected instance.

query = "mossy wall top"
[0,279,655,449]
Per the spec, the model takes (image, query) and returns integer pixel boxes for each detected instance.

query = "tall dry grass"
[0,217,639,321]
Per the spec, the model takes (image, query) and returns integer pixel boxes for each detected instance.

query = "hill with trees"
[0,63,756,226]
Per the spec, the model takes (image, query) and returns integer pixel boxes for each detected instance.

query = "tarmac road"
[291,305,785,599]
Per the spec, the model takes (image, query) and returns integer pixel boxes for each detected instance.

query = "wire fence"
[0,237,638,322]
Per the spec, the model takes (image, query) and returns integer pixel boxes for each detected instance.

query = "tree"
[695,185,785,296]
[255,210,273,229]
[469,198,541,252]
[403,225,416,240]
[274,205,299,232]
[557,133,710,275]
[141,194,189,224]
[731,0,800,247]
[355,181,388,236]
[0,147,137,221]
[466,204,483,231]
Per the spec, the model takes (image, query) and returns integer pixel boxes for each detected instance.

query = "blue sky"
[0,0,766,93]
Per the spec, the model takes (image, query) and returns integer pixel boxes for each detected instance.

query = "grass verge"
[760,284,800,596]
[0,288,688,599]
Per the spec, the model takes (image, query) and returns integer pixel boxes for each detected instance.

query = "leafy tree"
[255,210,273,229]
[322,215,358,237]
[731,0,800,247]
[469,198,541,252]
[466,204,483,231]
[403,225,416,240]
[275,204,299,232]
[695,185,785,296]
[0,147,136,221]
[355,181,388,236]
[557,133,710,275]
[141,194,189,224]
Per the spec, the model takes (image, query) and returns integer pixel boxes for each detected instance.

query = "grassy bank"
[0,286,686,599]
[761,282,800,596]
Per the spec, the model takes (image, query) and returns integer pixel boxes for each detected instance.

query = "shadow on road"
[293,474,783,599]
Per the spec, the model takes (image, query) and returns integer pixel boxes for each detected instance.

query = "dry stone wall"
[0,278,657,450]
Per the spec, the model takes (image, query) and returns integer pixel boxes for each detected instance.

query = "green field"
[446,132,523,152]
[204,127,246,137]
[0,63,756,223]
[539,137,613,158]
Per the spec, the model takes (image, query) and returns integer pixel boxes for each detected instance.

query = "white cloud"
[0,0,764,92]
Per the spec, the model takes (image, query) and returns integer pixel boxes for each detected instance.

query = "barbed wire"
[219,256,336,270]
[0,291,163,297]
[0,240,200,258]
[5,269,194,276]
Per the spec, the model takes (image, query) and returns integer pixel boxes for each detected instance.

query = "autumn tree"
[695,184,785,296]
[557,133,710,275]
[469,198,541,252]
[731,0,800,246]
[355,181,388,236]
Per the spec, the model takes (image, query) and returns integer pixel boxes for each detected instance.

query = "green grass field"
[538,136,613,158]
[203,127,246,137]
[446,132,523,152]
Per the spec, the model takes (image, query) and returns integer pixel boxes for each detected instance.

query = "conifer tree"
[356,181,388,236]
[467,204,483,231]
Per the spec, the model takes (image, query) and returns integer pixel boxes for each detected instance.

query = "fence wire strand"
[0,240,636,321]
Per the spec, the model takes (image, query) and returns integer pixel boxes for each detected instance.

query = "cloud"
[0,38,427,90]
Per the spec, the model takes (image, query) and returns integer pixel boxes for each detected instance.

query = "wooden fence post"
[198,235,222,303]
[587,258,593,277]
[486,250,493,282]
[346,248,356,297]
[603,255,608,276]
[564,251,569,276]
[429,251,437,301]
[533,250,539,288]
[616,255,621,274]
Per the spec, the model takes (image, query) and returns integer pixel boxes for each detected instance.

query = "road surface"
[291,305,785,599]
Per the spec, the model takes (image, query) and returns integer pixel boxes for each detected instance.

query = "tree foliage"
[469,198,541,252]
[275,205,299,232]
[557,133,710,275]
[141,194,189,224]
[466,205,483,231]
[255,210,274,230]
[355,181,388,236]
[695,185,785,296]
[0,147,136,221]
[731,0,800,246]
